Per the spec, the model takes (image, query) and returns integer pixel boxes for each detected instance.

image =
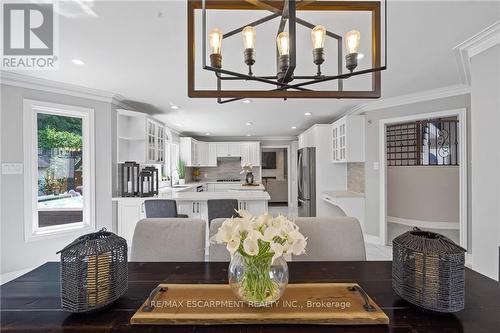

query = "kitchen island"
[112,183,270,245]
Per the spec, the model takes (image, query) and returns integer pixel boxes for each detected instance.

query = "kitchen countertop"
[322,190,365,198]
[112,182,270,202]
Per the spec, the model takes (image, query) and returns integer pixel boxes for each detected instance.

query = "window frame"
[23,99,95,242]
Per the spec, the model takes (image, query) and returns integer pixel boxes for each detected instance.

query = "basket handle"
[56,228,108,254]
[412,227,467,252]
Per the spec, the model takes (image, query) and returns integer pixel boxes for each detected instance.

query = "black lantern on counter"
[144,166,159,196]
[120,162,139,197]
[139,170,154,197]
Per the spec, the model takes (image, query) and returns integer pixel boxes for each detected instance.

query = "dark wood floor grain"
[1,262,499,333]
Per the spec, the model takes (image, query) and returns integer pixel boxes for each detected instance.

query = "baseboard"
[364,234,382,245]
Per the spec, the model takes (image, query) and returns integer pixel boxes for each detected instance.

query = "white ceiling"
[11,0,500,138]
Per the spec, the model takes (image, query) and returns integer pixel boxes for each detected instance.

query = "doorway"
[261,147,288,207]
[379,109,467,249]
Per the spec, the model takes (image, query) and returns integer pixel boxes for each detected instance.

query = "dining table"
[1,261,499,332]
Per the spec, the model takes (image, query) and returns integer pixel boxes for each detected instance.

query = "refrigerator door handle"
[297,152,303,194]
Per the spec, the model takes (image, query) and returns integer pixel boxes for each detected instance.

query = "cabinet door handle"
[197,202,199,213]
[192,202,195,213]
[141,202,145,213]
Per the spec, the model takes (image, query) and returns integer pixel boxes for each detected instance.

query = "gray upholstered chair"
[144,199,188,218]
[293,217,366,261]
[130,218,206,262]
[207,199,239,225]
[209,218,231,261]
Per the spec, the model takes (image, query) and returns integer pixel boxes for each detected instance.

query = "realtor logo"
[2,2,58,69]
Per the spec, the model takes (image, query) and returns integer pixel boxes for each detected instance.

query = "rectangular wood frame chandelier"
[187,0,387,103]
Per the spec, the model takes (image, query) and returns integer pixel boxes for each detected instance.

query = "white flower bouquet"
[213,210,306,304]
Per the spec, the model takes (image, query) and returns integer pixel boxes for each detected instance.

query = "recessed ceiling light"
[291,126,297,130]
[170,105,180,110]
[71,59,85,66]
[175,123,182,127]
[304,112,312,116]
[205,132,211,136]
[242,99,252,104]
[245,121,253,126]
[357,53,364,60]
[246,134,252,137]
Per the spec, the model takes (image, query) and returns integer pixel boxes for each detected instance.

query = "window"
[386,117,459,166]
[24,100,95,240]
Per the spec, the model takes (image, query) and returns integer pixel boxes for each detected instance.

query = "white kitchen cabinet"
[177,201,208,220]
[207,143,217,166]
[147,120,157,163]
[238,200,267,215]
[117,200,146,245]
[180,138,217,167]
[217,142,241,157]
[331,115,365,163]
[180,137,199,167]
[241,142,261,166]
[156,125,165,163]
[117,110,167,164]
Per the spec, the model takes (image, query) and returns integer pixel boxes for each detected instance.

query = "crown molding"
[0,71,117,103]
[453,20,500,85]
[338,84,471,121]
[190,135,297,142]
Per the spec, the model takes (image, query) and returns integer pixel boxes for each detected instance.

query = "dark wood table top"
[1,261,499,332]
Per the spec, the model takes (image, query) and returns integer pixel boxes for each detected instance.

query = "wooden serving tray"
[131,283,389,325]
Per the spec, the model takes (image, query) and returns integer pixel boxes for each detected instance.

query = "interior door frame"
[378,108,468,249]
[261,145,292,206]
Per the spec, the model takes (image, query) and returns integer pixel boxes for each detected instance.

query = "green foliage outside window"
[38,127,82,150]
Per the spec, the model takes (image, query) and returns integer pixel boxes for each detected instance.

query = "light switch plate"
[373,162,380,170]
[2,163,23,174]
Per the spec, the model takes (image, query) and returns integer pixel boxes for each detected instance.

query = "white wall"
[0,84,113,274]
[387,166,459,223]
[470,44,500,281]
[362,94,472,245]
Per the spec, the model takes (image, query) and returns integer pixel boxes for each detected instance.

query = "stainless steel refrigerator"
[297,147,316,217]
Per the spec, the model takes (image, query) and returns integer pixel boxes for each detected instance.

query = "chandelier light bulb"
[242,26,256,50]
[311,25,326,49]
[208,28,223,55]
[208,28,223,68]
[277,32,290,56]
[345,30,361,54]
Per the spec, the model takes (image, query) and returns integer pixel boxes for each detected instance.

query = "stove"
[216,178,241,182]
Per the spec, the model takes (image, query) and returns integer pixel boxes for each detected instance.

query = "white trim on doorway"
[378,108,468,248]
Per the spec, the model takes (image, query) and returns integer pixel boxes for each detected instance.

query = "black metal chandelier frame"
[187,0,387,103]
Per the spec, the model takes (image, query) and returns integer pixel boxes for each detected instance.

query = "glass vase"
[228,252,288,307]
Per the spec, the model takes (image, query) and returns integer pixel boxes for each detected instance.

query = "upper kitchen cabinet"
[331,115,365,163]
[241,142,261,166]
[180,138,217,167]
[216,142,241,157]
[117,109,167,164]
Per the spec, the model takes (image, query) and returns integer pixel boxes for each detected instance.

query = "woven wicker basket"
[57,228,128,313]
[392,228,466,313]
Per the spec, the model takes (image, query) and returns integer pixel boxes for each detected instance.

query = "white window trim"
[23,99,95,242]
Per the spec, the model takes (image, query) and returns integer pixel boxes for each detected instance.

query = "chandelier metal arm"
[207,65,312,91]
[222,13,281,39]
[279,65,387,90]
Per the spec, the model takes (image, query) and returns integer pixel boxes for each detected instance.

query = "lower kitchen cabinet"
[238,200,267,215]
[115,197,269,246]
[177,201,208,220]
[117,200,146,246]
